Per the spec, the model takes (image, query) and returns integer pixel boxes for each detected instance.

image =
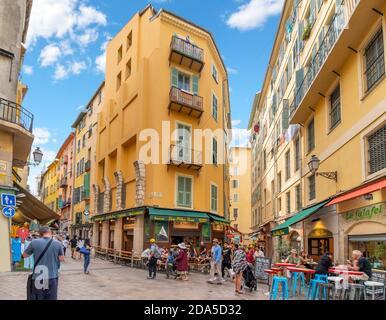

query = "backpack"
[153,245,162,259]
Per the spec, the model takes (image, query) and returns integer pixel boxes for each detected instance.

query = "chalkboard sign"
[255,257,272,283]
[371,270,386,285]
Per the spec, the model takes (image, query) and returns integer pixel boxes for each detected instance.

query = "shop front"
[328,177,386,269]
[303,205,338,262]
[250,221,275,258]
[271,199,331,261]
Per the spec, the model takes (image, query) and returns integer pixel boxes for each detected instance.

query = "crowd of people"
[142,238,265,295]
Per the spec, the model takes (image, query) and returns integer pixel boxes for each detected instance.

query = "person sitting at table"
[199,241,207,257]
[347,250,372,280]
[298,251,312,269]
[285,249,300,265]
[315,252,333,275]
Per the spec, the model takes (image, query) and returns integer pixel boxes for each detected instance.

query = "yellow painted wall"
[96,7,231,216]
[230,147,251,235]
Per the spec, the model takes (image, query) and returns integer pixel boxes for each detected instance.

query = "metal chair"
[270,276,289,300]
[349,283,366,300]
[364,281,386,300]
[318,282,334,300]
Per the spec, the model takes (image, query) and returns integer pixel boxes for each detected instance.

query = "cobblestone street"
[0,253,270,300]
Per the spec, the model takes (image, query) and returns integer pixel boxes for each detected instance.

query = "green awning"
[149,208,209,223]
[271,199,331,237]
[208,214,230,225]
[92,208,145,222]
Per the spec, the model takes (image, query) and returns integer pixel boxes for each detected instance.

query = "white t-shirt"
[62,239,69,248]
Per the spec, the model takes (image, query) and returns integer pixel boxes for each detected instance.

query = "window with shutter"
[192,75,199,94]
[171,68,178,87]
[211,184,218,212]
[282,99,290,130]
[177,176,192,207]
[212,138,218,165]
[368,124,386,174]
[212,93,218,121]
[307,118,315,152]
[329,85,341,130]
[364,29,385,92]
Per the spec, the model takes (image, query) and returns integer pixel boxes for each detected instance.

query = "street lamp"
[32,147,43,165]
[308,155,337,182]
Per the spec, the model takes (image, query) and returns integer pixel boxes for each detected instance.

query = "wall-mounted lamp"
[363,193,373,201]
[308,155,338,182]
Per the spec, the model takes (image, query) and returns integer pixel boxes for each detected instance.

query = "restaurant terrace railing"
[289,0,360,119]
[0,97,34,133]
[170,35,204,63]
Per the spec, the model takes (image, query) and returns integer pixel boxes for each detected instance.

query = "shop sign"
[213,224,224,232]
[201,223,211,242]
[153,216,207,223]
[173,221,199,229]
[0,161,7,173]
[92,209,144,222]
[308,228,333,238]
[344,203,384,222]
[272,227,289,237]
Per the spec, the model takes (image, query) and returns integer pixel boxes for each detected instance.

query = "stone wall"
[134,160,145,206]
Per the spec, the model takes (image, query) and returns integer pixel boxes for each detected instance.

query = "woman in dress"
[232,243,248,294]
[175,243,189,281]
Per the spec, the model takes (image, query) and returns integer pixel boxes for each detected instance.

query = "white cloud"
[231,128,251,148]
[227,67,238,75]
[54,64,68,80]
[232,120,242,127]
[95,36,111,73]
[33,128,51,145]
[70,61,87,74]
[227,0,284,31]
[27,0,107,46]
[23,65,33,75]
[76,28,99,47]
[39,44,61,67]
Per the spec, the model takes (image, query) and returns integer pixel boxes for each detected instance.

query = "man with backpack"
[23,226,64,300]
[147,238,161,279]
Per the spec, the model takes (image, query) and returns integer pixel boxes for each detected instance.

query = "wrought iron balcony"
[289,0,363,123]
[169,35,204,72]
[82,190,90,201]
[60,177,68,188]
[169,86,204,119]
[0,97,33,132]
[61,199,71,209]
[168,144,203,171]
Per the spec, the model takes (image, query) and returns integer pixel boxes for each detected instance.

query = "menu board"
[372,270,386,284]
[255,257,271,283]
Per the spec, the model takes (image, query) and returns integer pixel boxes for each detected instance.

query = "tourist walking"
[76,237,84,260]
[232,243,248,295]
[147,238,161,279]
[175,243,189,281]
[23,235,34,270]
[62,236,69,257]
[23,226,65,300]
[165,249,176,279]
[70,235,77,259]
[208,238,223,284]
[222,242,232,279]
[80,238,92,274]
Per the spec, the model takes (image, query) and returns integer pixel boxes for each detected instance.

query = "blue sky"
[24,0,284,191]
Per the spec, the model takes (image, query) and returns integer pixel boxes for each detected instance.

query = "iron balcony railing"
[0,97,34,133]
[169,144,203,166]
[60,177,68,188]
[170,36,204,62]
[169,86,203,111]
[289,0,359,118]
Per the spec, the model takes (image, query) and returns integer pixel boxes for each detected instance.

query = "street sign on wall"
[1,193,16,207]
[2,206,15,218]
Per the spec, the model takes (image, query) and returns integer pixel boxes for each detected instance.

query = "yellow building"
[71,82,104,239]
[250,0,386,265]
[41,160,60,212]
[229,146,252,243]
[91,5,231,254]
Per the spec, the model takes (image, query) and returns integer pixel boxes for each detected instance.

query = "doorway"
[308,237,333,261]
[122,232,133,252]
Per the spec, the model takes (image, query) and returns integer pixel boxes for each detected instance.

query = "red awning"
[328,178,386,206]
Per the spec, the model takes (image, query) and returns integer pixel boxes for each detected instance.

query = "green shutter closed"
[192,75,199,94]
[171,68,178,87]
[84,173,90,196]
[282,99,290,130]
[185,178,192,206]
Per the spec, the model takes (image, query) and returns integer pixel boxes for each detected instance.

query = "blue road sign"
[2,206,15,218]
[1,193,16,207]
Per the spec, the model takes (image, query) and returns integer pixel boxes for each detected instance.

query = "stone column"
[92,222,99,247]
[92,184,100,214]
[101,221,109,248]
[133,215,144,255]
[134,160,146,206]
[114,171,124,210]
[114,218,123,251]
[103,177,111,213]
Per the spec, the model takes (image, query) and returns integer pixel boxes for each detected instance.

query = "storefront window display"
[201,223,211,243]
[348,234,386,270]
[154,221,169,242]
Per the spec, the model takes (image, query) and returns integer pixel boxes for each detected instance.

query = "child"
[166,249,175,279]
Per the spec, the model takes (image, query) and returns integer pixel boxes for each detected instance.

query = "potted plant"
[277,240,291,260]
[302,22,312,41]
[373,242,386,269]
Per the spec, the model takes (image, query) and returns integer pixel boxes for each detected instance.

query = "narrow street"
[0,254,270,300]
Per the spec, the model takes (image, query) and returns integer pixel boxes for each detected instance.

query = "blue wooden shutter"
[171,68,178,87]
[192,75,199,94]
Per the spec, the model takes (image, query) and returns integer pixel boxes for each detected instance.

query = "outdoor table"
[328,268,365,292]
[264,269,279,295]
[274,263,296,278]
[287,266,316,274]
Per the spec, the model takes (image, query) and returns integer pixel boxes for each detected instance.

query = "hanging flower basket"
[302,22,312,41]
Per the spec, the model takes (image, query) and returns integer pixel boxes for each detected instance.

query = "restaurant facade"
[91,207,229,253]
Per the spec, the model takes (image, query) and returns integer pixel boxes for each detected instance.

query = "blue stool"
[290,272,306,296]
[270,276,289,300]
[307,276,328,300]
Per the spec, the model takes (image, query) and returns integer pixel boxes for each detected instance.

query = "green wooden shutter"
[84,173,90,197]
[192,75,199,94]
[295,68,304,106]
[177,176,185,206]
[171,68,178,87]
[272,93,277,115]
[185,178,192,206]
[282,99,290,130]
[213,138,218,164]
[298,20,304,49]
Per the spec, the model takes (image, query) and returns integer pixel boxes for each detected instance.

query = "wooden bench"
[94,246,108,259]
